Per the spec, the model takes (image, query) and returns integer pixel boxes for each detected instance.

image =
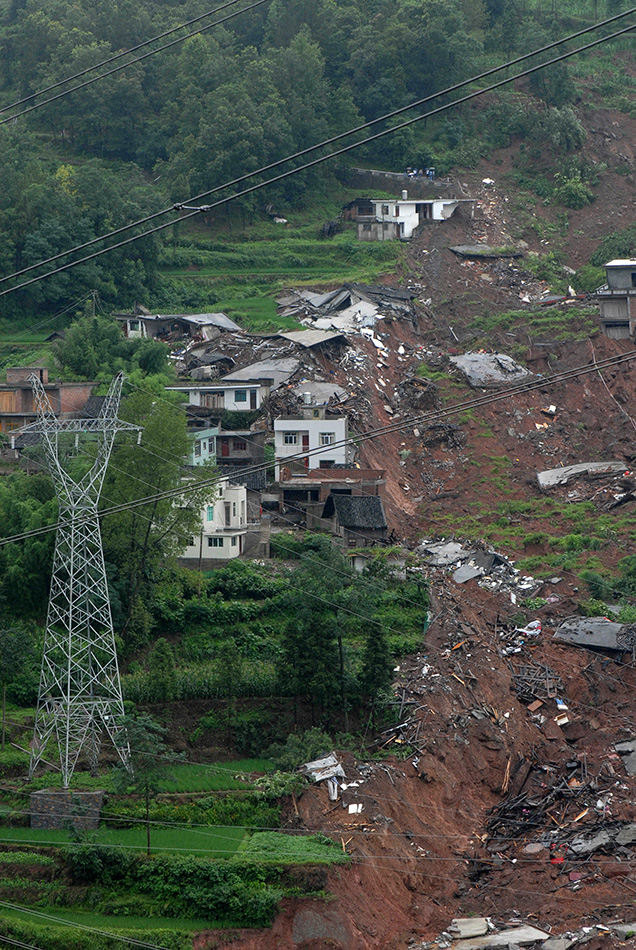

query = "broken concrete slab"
[450,352,530,388]
[449,244,523,259]
[452,925,550,949]
[449,918,489,938]
[611,922,636,939]
[552,616,623,653]
[537,461,626,489]
[540,938,577,950]
[614,739,636,775]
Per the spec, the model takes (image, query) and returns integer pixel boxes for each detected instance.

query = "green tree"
[101,383,215,647]
[217,638,244,744]
[111,711,182,854]
[147,637,176,702]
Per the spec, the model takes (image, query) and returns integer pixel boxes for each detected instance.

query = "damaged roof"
[537,461,626,489]
[275,329,347,348]
[552,615,624,652]
[322,493,387,529]
[222,357,300,390]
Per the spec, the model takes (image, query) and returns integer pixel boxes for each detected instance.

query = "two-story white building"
[274,408,350,480]
[180,479,248,562]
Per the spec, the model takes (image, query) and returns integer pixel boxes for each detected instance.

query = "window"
[233,439,247,451]
[381,204,389,215]
[201,391,224,408]
[312,409,320,418]
[129,320,139,331]
[284,432,298,445]
[231,536,237,547]
[206,505,214,521]
[320,432,335,445]
[234,390,247,403]
[319,460,334,469]
[363,224,371,232]
[186,537,195,547]
[194,443,201,457]
[232,502,236,517]
[202,441,207,451]
[207,537,224,548]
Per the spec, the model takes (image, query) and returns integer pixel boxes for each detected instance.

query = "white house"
[168,380,269,412]
[180,479,248,561]
[356,193,474,241]
[188,426,218,466]
[274,409,350,480]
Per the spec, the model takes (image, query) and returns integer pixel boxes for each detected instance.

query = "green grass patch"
[235,831,348,865]
[0,823,245,858]
[0,904,210,931]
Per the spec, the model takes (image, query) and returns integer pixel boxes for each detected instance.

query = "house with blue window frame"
[179,478,248,564]
[188,426,219,466]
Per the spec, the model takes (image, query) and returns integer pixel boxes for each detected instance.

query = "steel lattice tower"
[20,373,140,787]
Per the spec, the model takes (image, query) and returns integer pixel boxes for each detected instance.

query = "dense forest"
[0,0,633,318]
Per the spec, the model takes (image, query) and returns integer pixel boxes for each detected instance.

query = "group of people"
[405,166,435,180]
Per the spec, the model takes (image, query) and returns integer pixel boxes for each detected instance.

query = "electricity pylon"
[19,373,140,787]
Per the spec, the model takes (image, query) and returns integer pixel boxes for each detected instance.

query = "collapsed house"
[346,191,475,241]
[276,283,416,332]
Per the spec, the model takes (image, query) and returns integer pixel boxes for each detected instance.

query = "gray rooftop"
[322,493,387,529]
[222,357,300,390]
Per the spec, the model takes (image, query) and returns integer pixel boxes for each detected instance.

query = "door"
[224,503,231,527]
[302,434,309,468]
[221,440,229,457]
[250,389,257,409]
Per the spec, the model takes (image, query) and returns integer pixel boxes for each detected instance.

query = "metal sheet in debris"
[300,752,345,783]
[450,352,530,388]
[453,563,484,584]
[537,461,625,489]
[420,541,471,566]
[553,616,623,652]
[569,829,613,856]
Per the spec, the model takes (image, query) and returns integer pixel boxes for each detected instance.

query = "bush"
[267,728,333,771]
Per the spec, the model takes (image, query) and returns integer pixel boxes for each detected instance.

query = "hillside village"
[6,1,636,947]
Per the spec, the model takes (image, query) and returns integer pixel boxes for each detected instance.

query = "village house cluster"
[2,297,395,565]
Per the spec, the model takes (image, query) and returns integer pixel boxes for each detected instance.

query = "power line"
[1,12,636,296]
[0,0,273,130]
[4,346,636,548]
[0,0,262,119]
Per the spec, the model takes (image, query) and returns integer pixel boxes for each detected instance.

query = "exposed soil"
[198,104,636,949]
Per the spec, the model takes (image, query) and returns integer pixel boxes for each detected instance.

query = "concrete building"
[273,408,350,480]
[179,479,248,565]
[115,310,240,341]
[188,426,218,466]
[353,192,474,241]
[597,260,636,339]
[169,379,270,413]
[0,367,96,434]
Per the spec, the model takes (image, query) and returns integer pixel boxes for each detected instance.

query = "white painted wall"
[274,417,349,479]
[180,480,247,560]
[168,383,266,411]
